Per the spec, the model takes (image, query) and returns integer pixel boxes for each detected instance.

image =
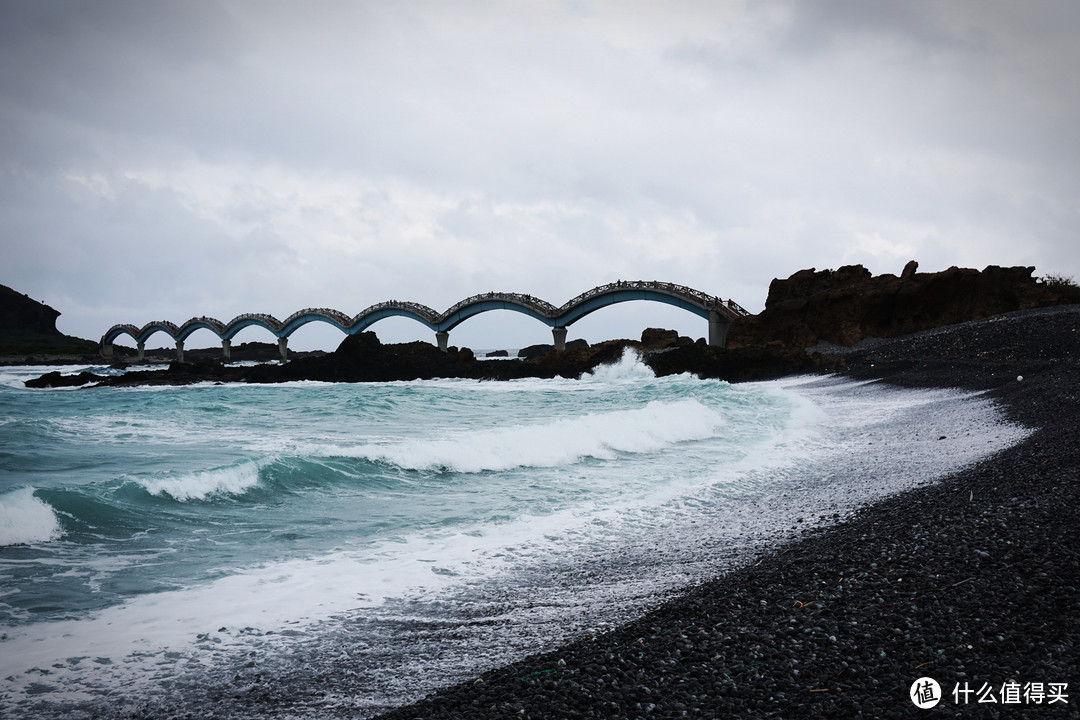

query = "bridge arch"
[221,314,283,341]
[436,294,558,333]
[277,309,353,338]
[100,281,748,361]
[349,302,442,335]
[101,323,141,347]
[554,286,713,327]
[176,317,227,343]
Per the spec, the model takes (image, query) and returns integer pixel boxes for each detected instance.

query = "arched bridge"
[101,281,750,362]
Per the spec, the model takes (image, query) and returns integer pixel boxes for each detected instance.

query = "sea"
[0,350,1030,718]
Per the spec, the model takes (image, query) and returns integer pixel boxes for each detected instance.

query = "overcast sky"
[3,0,1078,350]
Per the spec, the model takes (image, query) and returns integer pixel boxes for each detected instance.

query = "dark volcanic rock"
[643,344,842,382]
[729,262,1069,349]
[481,340,637,381]
[273,332,477,383]
[23,370,101,388]
[640,327,695,349]
[0,284,98,356]
[517,339,589,360]
[640,327,679,348]
[518,343,554,359]
[0,284,61,335]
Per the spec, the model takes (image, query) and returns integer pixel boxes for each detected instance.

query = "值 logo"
[911,677,941,709]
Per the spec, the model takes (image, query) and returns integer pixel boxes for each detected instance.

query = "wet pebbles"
[377,306,1080,719]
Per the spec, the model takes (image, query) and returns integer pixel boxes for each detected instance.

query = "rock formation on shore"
[728,262,1070,348]
[0,284,98,358]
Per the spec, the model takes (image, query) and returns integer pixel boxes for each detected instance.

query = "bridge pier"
[436,331,449,352]
[708,310,732,348]
[102,343,113,359]
[278,337,288,363]
[552,326,567,352]
[137,341,145,362]
[175,340,185,363]
[222,339,231,362]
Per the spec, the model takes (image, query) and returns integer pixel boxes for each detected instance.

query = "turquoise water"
[0,352,1029,717]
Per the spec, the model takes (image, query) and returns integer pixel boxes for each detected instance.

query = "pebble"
[373,307,1080,720]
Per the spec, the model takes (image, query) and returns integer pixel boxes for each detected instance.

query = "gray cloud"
[2,0,1077,349]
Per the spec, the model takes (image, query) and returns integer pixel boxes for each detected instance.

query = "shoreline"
[372,305,1080,718]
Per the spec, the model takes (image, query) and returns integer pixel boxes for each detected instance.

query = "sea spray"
[584,346,658,382]
[0,487,62,546]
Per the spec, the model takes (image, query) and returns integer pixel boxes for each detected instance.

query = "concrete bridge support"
[102,343,113,359]
[436,331,449,352]
[222,339,231,362]
[278,337,288,363]
[175,341,185,363]
[137,342,145,362]
[708,310,732,348]
[552,326,567,352]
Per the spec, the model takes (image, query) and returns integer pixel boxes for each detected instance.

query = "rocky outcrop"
[518,339,588,359]
[268,332,477,383]
[639,327,695,350]
[1,284,61,335]
[728,262,1069,349]
[0,284,98,357]
[643,344,842,383]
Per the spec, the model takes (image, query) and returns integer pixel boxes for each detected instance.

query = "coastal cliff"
[0,284,98,358]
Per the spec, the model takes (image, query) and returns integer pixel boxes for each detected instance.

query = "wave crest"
[350,398,725,473]
[135,462,262,501]
[0,488,62,546]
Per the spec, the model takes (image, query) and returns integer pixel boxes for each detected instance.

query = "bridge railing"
[353,300,441,324]
[282,307,353,328]
[179,316,227,333]
[225,312,283,331]
[724,299,750,316]
[442,291,560,319]
[558,280,727,313]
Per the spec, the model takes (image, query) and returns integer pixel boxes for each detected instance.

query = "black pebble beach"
[376,305,1080,719]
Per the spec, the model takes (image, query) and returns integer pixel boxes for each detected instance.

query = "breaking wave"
[133,461,263,501]
[341,398,725,473]
[0,487,62,546]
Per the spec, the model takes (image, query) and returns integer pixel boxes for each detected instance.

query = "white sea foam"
[335,398,725,473]
[135,461,263,501]
[0,487,62,546]
[0,370,1036,716]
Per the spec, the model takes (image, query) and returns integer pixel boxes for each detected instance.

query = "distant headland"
[0,284,98,361]
[10,262,1079,387]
